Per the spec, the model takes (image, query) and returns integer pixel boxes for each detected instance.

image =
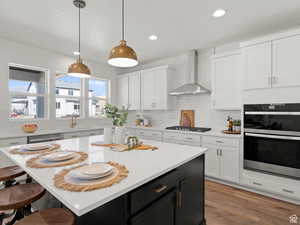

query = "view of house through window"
[56,75,81,118]
[9,66,46,119]
[89,79,109,117]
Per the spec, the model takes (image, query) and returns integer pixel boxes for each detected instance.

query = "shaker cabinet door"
[204,145,219,178]
[272,35,300,88]
[242,42,272,90]
[117,76,129,109]
[219,147,239,183]
[141,70,155,110]
[130,190,176,225]
[212,52,242,110]
[128,72,141,110]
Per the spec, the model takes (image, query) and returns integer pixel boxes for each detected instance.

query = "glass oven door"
[244,133,300,179]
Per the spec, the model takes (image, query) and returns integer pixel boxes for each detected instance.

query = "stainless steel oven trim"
[244,160,300,179]
[245,132,300,141]
[244,129,300,137]
[244,111,300,115]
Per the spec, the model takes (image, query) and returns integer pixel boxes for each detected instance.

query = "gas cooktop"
[165,126,211,133]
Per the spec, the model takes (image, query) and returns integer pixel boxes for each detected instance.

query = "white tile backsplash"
[127,94,241,130]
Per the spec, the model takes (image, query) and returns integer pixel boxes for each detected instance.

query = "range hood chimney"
[169,50,210,96]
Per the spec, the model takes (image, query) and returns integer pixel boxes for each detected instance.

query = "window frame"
[8,63,49,121]
[87,77,110,118]
[55,72,84,119]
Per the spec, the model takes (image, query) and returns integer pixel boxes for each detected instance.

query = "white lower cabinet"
[203,136,240,183]
[163,132,201,146]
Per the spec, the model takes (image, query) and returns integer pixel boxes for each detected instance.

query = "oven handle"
[245,133,300,141]
[245,111,300,115]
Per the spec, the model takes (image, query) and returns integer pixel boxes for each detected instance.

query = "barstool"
[15,208,75,225]
[0,166,26,188]
[0,183,45,225]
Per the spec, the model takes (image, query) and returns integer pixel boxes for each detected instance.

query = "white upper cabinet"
[128,72,141,110]
[117,75,129,109]
[242,42,272,90]
[272,35,300,88]
[241,28,300,90]
[141,66,172,110]
[211,51,242,110]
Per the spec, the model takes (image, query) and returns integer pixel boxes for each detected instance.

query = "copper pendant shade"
[108,0,138,68]
[68,0,91,78]
[68,59,91,78]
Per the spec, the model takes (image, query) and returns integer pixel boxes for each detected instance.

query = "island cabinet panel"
[176,155,205,225]
[130,190,176,225]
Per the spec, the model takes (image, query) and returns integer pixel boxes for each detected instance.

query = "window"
[56,75,81,118]
[88,78,109,117]
[9,65,47,119]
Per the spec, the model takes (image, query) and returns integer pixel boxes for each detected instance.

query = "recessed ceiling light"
[212,9,226,18]
[149,35,158,41]
[73,51,80,56]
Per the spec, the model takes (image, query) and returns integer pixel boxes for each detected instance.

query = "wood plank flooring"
[205,180,300,225]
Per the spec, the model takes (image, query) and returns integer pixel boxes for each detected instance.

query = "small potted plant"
[104,104,128,144]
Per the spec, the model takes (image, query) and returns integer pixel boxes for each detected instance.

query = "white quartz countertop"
[0,135,207,216]
[127,126,242,139]
[0,127,104,139]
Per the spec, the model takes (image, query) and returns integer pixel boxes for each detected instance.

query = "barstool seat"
[0,183,45,211]
[0,166,26,182]
[15,208,75,225]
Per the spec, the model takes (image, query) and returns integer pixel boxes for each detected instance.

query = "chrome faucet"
[70,113,77,128]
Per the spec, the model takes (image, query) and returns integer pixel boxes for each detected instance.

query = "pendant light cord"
[122,0,125,41]
[78,2,81,61]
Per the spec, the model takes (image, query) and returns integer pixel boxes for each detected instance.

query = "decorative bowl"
[22,124,38,133]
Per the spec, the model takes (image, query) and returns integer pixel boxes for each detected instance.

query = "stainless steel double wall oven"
[244,103,300,179]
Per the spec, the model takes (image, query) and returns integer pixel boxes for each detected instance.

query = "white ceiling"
[1,0,300,65]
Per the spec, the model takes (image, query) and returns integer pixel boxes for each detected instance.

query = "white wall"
[120,43,242,130]
[0,37,116,133]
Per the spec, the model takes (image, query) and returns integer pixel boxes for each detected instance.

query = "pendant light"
[108,0,138,68]
[68,0,91,78]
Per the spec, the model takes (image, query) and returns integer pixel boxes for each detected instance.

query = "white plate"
[42,152,75,162]
[82,163,113,176]
[69,168,113,180]
[22,144,52,151]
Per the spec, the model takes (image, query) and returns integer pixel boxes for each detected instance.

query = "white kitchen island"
[0,135,207,225]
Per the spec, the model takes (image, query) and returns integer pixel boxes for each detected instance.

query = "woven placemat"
[54,162,129,192]
[9,144,60,155]
[91,143,158,151]
[26,151,88,168]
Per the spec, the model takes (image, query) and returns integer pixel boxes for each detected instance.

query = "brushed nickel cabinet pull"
[216,140,224,143]
[154,185,168,193]
[177,191,182,208]
[282,189,294,194]
[253,182,262,186]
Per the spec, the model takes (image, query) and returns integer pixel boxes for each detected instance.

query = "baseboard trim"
[205,176,300,205]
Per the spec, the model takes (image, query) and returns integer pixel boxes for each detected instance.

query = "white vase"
[114,126,127,144]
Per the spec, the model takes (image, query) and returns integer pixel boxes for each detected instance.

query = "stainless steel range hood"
[169,50,210,96]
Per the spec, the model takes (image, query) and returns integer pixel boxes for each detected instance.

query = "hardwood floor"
[205,180,300,225]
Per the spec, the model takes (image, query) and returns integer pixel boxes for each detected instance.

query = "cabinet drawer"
[0,137,27,147]
[136,130,163,141]
[130,170,178,215]
[163,132,201,145]
[242,176,277,193]
[274,184,300,200]
[202,136,239,148]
